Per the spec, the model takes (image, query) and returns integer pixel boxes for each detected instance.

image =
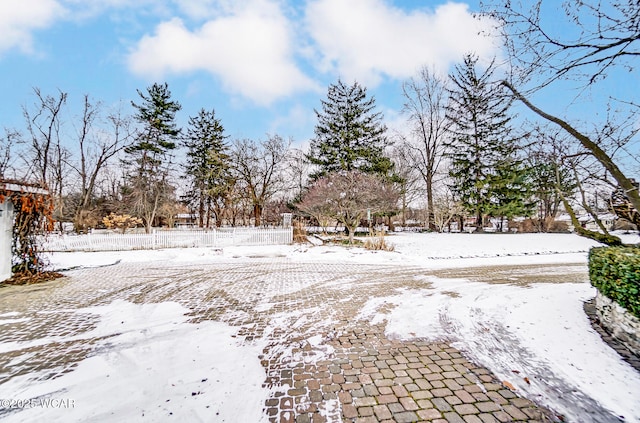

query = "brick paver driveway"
[0,258,579,422]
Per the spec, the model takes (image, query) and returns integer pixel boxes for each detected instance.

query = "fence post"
[152,229,157,249]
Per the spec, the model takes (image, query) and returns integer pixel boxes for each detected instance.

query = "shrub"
[102,213,142,234]
[614,218,637,231]
[516,218,537,233]
[515,218,569,233]
[589,246,640,319]
[547,219,569,233]
[364,231,395,252]
[293,219,308,243]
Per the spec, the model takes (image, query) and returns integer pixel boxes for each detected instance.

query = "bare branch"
[502,80,640,214]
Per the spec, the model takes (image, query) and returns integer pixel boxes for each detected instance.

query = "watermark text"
[1,398,75,409]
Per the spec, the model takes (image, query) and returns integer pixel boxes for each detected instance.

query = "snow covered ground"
[0,301,268,422]
[46,231,639,270]
[1,232,638,422]
[358,278,640,422]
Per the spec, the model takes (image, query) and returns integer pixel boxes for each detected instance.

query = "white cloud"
[268,103,316,141]
[383,106,408,138]
[305,0,499,86]
[0,0,164,57]
[127,0,318,105]
[0,0,65,55]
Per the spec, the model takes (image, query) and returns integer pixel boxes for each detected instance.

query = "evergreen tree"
[445,54,529,231]
[182,108,232,228]
[123,82,181,232]
[307,79,393,178]
[487,160,534,230]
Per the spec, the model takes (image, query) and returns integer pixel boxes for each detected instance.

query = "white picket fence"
[39,228,293,252]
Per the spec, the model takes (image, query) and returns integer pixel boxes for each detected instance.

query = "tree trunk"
[198,197,205,228]
[426,173,435,230]
[401,191,407,227]
[503,81,640,215]
[561,196,622,246]
[254,204,263,227]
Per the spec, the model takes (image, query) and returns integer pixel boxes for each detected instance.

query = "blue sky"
[0,0,634,154]
[0,0,500,148]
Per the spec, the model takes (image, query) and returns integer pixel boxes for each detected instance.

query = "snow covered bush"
[589,247,640,319]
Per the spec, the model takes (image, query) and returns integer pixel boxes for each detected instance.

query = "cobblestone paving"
[0,258,561,422]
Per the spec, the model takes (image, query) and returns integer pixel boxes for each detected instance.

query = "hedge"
[589,246,640,319]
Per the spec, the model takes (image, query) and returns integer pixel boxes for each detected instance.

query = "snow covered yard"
[0,301,267,422]
[0,232,638,422]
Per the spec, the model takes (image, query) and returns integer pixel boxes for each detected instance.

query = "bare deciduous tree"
[69,96,133,232]
[298,171,400,244]
[484,0,640,89]
[22,88,67,185]
[232,135,289,227]
[432,188,465,233]
[22,88,70,231]
[0,129,21,179]
[285,148,312,202]
[401,67,450,228]
[390,143,424,228]
[482,0,640,242]
[296,176,335,232]
[503,81,640,224]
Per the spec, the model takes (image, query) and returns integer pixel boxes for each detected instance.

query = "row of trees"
[301,0,639,244]
[0,83,297,233]
[1,0,637,245]
[0,71,629,239]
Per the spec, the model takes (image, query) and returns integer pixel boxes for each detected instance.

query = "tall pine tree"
[307,80,393,179]
[445,55,531,231]
[182,108,232,228]
[123,82,181,232]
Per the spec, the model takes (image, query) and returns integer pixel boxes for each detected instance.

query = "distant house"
[174,213,198,228]
[584,213,617,232]
[555,212,617,232]
[0,180,49,282]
